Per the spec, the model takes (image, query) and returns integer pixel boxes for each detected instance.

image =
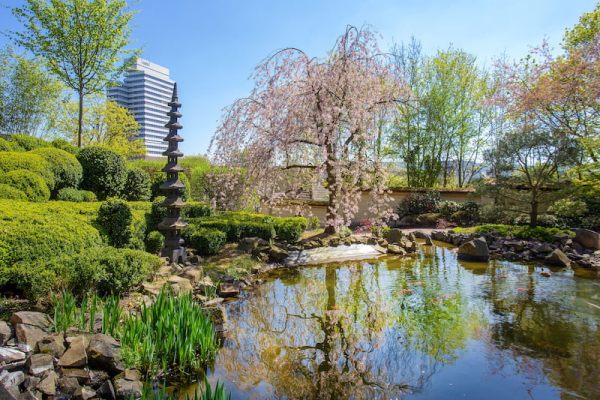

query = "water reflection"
[200,246,600,400]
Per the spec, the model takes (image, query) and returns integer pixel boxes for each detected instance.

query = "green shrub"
[78,146,127,200]
[124,167,151,201]
[145,231,164,254]
[81,190,97,202]
[397,191,441,217]
[0,151,55,190]
[455,224,573,242]
[307,216,321,230]
[97,198,135,248]
[63,247,160,296]
[439,201,460,219]
[186,227,226,256]
[51,139,79,155]
[274,217,307,242]
[0,183,27,200]
[148,197,212,231]
[0,137,17,152]
[150,172,191,201]
[0,169,50,201]
[8,134,48,151]
[30,147,82,192]
[184,202,212,218]
[56,187,97,202]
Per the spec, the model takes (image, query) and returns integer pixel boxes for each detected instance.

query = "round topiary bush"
[124,167,151,201]
[77,146,127,200]
[151,172,191,200]
[0,137,17,152]
[187,227,226,256]
[97,198,133,248]
[30,147,83,192]
[145,230,164,254]
[0,151,55,190]
[56,188,96,202]
[0,169,50,202]
[8,134,48,151]
[51,139,79,155]
[0,183,27,200]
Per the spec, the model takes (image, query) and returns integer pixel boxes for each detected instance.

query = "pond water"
[188,244,600,399]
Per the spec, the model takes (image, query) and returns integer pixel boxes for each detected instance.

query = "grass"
[137,378,231,400]
[52,291,102,333]
[454,224,574,242]
[118,288,218,378]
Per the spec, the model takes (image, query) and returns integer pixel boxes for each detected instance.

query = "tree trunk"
[530,199,539,227]
[77,91,84,148]
[324,141,339,235]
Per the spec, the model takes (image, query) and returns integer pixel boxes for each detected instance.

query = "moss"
[454,224,574,242]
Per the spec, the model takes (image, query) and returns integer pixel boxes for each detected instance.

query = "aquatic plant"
[135,378,230,400]
[52,291,77,333]
[119,288,218,378]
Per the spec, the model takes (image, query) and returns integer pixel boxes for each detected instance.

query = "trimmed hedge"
[145,230,164,254]
[56,188,97,202]
[0,183,27,200]
[0,169,50,202]
[97,198,137,248]
[185,227,226,256]
[0,137,17,152]
[124,167,152,201]
[78,146,127,200]
[50,139,79,155]
[7,134,48,151]
[0,151,55,190]
[148,197,212,231]
[151,172,191,200]
[30,147,82,192]
[454,224,574,242]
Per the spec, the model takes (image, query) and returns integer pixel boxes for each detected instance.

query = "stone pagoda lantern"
[158,83,187,263]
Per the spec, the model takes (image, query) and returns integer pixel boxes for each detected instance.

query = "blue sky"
[1,0,597,155]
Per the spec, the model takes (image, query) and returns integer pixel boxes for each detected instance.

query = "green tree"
[11,0,137,147]
[0,49,64,135]
[53,96,144,158]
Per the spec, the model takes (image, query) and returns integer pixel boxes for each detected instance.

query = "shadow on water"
[182,245,600,400]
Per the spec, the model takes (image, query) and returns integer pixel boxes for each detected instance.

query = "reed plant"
[119,288,218,378]
[135,378,230,400]
[52,291,102,333]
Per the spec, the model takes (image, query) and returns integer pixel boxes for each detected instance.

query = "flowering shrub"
[397,191,441,217]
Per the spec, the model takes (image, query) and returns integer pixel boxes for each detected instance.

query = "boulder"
[385,229,404,244]
[74,385,96,400]
[217,282,240,298]
[0,321,11,346]
[36,371,57,397]
[15,324,47,352]
[400,239,417,253]
[58,336,87,368]
[57,376,81,395]
[545,249,571,268]
[87,334,123,375]
[88,369,110,389]
[424,236,433,246]
[0,347,26,363]
[10,313,52,331]
[574,229,600,250]
[113,375,142,399]
[26,353,54,376]
[20,388,42,400]
[182,267,203,283]
[268,245,289,263]
[167,275,194,295]
[36,333,65,357]
[62,368,91,384]
[0,370,25,399]
[96,380,116,400]
[387,245,406,256]
[532,243,553,255]
[238,237,268,253]
[458,237,490,262]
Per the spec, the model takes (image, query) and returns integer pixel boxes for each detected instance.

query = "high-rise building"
[107,58,175,158]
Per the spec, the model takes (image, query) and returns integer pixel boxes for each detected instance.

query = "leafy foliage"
[0,151,55,189]
[397,191,441,217]
[454,224,573,242]
[31,146,82,192]
[56,187,97,202]
[97,198,135,248]
[0,183,27,200]
[144,230,164,254]
[0,169,50,201]
[124,167,151,201]
[184,227,227,256]
[78,146,127,199]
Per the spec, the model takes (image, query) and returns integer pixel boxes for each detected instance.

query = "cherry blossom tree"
[211,26,405,232]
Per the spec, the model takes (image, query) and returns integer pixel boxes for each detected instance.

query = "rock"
[545,249,571,267]
[36,371,56,396]
[74,385,96,400]
[113,376,142,399]
[574,229,600,250]
[62,368,90,384]
[400,239,417,253]
[182,267,202,283]
[203,297,224,307]
[0,370,25,388]
[412,231,428,239]
[0,347,26,363]
[87,334,123,375]
[57,376,81,395]
[0,321,11,346]
[540,271,552,277]
[424,236,433,246]
[377,239,388,247]
[167,275,194,295]
[14,324,47,353]
[20,388,42,400]
[385,229,404,244]
[373,245,387,254]
[238,237,268,252]
[97,380,116,400]
[458,237,490,262]
[0,385,19,400]
[88,369,110,389]
[23,375,40,390]
[10,313,51,331]
[26,354,53,376]
[58,336,87,368]
[142,281,164,296]
[217,282,240,298]
[268,245,289,263]
[387,245,406,255]
[36,333,65,357]
[532,243,553,254]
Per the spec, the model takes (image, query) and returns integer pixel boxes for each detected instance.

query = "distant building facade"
[108,58,175,157]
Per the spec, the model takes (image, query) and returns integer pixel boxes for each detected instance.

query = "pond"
[186,244,600,399]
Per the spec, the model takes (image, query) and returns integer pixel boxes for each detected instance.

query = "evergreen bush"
[0,151,55,189]
[51,139,79,155]
[145,230,164,254]
[97,198,135,248]
[124,167,151,201]
[0,183,27,200]
[0,137,17,152]
[31,147,83,192]
[8,134,48,151]
[56,188,97,202]
[0,169,50,201]
[185,227,226,256]
[78,146,127,200]
[397,191,441,217]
